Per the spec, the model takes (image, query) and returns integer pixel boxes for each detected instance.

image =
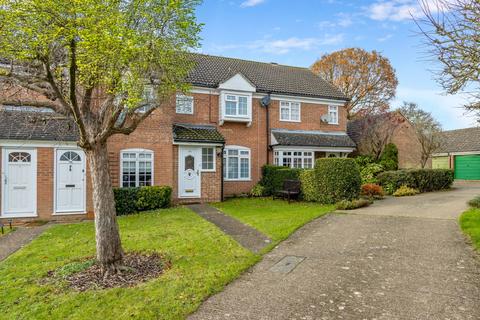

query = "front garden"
[460,196,480,251]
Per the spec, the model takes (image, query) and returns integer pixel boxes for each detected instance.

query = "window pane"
[225,101,237,115]
[240,158,249,178]
[280,107,289,120]
[228,157,238,179]
[202,148,214,170]
[282,157,291,167]
[121,151,153,187]
[238,97,248,115]
[291,104,300,121]
[304,157,313,169]
[176,95,193,114]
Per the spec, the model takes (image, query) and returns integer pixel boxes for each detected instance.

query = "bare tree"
[353,112,404,160]
[0,0,201,274]
[399,102,443,168]
[417,0,480,115]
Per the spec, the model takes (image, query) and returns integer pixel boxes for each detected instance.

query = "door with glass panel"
[178,146,201,198]
[56,150,86,213]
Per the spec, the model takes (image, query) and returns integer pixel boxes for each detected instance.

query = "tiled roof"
[0,110,78,142]
[435,127,480,153]
[173,123,225,144]
[271,129,356,148]
[187,53,348,101]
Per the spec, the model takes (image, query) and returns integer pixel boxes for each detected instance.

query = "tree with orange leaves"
[311,48,398,119]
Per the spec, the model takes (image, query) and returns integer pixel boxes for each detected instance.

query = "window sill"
[176,111,194,115]
[280,119,301,123]
[201,169,216,173]
[224,179,252,182]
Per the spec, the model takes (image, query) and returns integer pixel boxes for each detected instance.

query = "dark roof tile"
[436,127,480,153]
[173,123,225,144]
[187,53,348,101]
[272,130,356,148]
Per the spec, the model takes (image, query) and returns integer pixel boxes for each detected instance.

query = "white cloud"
[240,0,265,8]
[393,86,476,130]
[377,34,393,42]
[367,0,452,22]
[206,35,344,55]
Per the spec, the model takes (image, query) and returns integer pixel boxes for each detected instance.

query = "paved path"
[0,224,50,261]
[188,204,271,253]
[190,183,480,320]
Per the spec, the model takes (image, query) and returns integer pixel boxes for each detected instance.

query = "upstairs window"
[137,86,156,113]
[223,146,250,181]
[176,94,194,114]
[121,149,153,188]
[280,101,301,122]
[328,105,338,124]
[225,94,249,117]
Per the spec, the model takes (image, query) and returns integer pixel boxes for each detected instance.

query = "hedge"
[314,158,361,204]
[260,165,302,196]
[377,169,454,194]
[113,185,172,215]
[299,169,317,201]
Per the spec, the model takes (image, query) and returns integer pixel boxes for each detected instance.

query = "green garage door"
[455,155,480,180]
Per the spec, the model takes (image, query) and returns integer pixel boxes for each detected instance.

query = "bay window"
[121,149,153,187]
[274,150,314,169]
[223,146,251,180]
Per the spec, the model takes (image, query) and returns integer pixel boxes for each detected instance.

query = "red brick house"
[347,111,427,168]
[0,53,354,221]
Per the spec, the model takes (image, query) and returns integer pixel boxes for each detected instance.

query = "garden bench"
[274,179,301,203]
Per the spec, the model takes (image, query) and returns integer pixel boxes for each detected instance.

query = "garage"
[454,155,480,180]
[432,156,449,169]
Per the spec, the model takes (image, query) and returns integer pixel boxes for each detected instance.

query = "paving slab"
[188,204,271,253]
[189,182,480,320]
[0,224,50,261]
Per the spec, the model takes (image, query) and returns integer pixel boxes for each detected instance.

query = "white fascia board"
[450,151,480,156]
[0,140,78,148]
[253,93,347,106]
[272,145,355,153]
[173,141,224,147]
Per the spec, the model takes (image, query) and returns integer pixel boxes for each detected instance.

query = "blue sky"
[196,0,475,130]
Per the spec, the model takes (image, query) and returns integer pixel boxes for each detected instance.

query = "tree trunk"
[86,143,124,274]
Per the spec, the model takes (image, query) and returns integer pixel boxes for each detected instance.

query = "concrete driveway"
[190,182,480,320]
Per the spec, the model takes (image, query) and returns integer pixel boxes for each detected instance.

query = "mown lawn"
[213,198,334,245]
[460,208,480,251]
[0,208,258,320]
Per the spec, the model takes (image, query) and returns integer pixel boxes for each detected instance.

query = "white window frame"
[137,85,157,113]
[201,147,216,172]
[219,91,253,125]
[279,101,301,122]
[120,149,154,188]
[176,94,194,114]
[328,105,339,125]
[274,150,314,169]
[223,146,251,181]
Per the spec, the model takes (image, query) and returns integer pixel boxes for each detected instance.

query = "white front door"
[55,149,86,213]
[179,146,201,198]
[2,149,37,217]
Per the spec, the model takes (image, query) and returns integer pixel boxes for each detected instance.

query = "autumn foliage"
[311,48,398,119]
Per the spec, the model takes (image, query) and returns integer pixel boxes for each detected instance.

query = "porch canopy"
[173,123,225,145]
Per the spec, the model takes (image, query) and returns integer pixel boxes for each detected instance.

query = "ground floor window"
[223,146,250,180]
[121,149,153,187]
[202,147,215,171]
[325,152,348,158]
[274,150,314,169]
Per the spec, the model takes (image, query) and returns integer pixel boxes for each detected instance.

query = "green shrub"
[260,165,302,196]
[136,186,172,211]
[360,183,384,199]
[354,155,375,168]
[379,143,398,171]
[393,185,419,197]
[378,169,454,194]
[113,186,172,215]
[299,169,318,201]
[336,198,371,210]
[468,196,480,208]
[250,184,266,197]
[113,187,140,215]
[315,158,361,204]
[360,163,384,184]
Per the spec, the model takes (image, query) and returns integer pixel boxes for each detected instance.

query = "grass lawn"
[460,208,480,251]
[213,198,334,245]
[0,226,15,237]
[0,208,258,320]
